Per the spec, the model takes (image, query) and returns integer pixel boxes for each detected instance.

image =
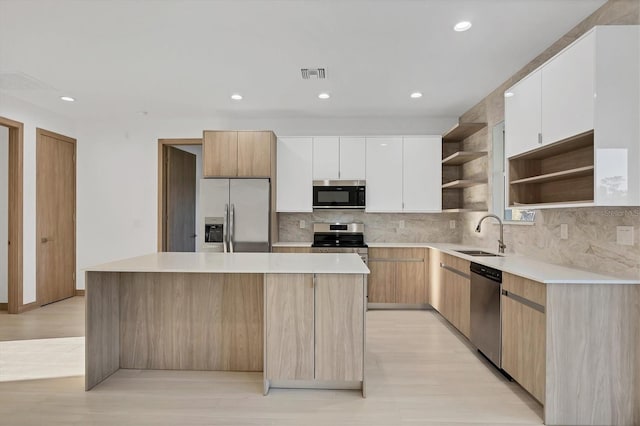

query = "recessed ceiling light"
[504,92,514,98]
[231,94,243,100]
[318,93,330,99]
[410,92,423,99]
[60,96,75,102]
[454,21,472,32]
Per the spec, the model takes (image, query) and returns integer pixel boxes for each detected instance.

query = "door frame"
[157,138,202,252]
[36,128,77,306]
[0,116,24,314]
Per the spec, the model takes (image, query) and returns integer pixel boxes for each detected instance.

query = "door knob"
[41,237,52,243]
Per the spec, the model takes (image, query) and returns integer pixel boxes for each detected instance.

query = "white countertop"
[371,242,639,284]
[273,241,639,284]
[85,252,370,275]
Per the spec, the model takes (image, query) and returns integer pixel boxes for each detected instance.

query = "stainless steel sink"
[454,250,503,257]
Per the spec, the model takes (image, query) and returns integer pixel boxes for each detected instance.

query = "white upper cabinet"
[403,136,442,212]
[277,137,313,212]
[338,137,366,180]
[365,136,442,213]
[541,30,595,145]
[365,137,403,212]
[312,136,365,180]
[312,137,339,180]
[505,70,542,159]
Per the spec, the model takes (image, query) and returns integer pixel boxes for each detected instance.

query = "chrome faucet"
[475,214,506,254]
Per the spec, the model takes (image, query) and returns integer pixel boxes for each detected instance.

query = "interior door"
[166,146,196,252]
[229,179,270,252]
[36,130,75,306]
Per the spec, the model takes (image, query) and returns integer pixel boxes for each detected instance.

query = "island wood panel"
[85,272,120,390]
[237,131,272,177]
[367,260,395,303]
[203,131,238,177]
[545,284,640,426]
[315,274,364,381]
[119,272,263,372]
[265,274,314,380]
[501,295,546,404]
[502,272,546,306]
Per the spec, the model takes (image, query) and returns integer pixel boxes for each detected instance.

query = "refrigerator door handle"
[223,204,229,253]
[230,204,235,253]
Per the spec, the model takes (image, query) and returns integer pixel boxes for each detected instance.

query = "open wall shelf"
[508,131,594,207]
[442,151,487,166]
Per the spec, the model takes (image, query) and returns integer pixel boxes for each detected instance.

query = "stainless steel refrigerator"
[198,179,270,252]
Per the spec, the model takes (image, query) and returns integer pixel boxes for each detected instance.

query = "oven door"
[312,181,365,209]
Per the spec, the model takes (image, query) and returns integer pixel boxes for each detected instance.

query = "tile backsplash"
[279,212,461,243]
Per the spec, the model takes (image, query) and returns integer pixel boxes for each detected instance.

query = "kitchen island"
[84,252,369,395]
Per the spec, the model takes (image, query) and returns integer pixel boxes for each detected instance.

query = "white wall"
[0,126,8,304]
[0,94,76,305]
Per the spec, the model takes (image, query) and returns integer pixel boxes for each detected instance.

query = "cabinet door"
[367,260,395,303]
[501,273,546,403]
[315,274,364,381]
[365,137,403,212]
[505,70,542,159]
[395,259,427,304]
[276,138,313,212]
[271,246,312,253]
[501,296,546,403]
[237,131,271,177]
[428,249,442,310]
[541,31,595,145]
[402,136,442,212]
[339,137,366,180]
[203,131,238,177]
[265,274,314,380]
[451,272,470,338]
[312,137,340,180]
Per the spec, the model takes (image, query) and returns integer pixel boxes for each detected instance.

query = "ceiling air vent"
[301,68,326,79]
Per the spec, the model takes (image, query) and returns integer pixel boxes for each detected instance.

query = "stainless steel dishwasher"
[470,262,503,368]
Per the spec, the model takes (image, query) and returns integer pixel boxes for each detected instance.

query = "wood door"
[367,260,395,303]
[166,146,196,252]
[203,131,237,177]
[315,274,364,381]
[36,129,75,306]
[265,274,314,380]
[237,131,271,177]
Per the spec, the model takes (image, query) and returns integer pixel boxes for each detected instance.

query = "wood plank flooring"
[0,297,543,425]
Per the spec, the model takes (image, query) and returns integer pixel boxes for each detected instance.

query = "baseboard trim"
[75,289,85,296]
[17,301,39,314]
[0,303,8,310]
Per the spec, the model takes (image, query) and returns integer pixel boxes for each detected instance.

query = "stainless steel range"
[311,223,368,265]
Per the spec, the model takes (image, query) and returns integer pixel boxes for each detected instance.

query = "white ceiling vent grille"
[301,68,326,79]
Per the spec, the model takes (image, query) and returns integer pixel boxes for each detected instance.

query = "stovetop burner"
[312,222,366,248]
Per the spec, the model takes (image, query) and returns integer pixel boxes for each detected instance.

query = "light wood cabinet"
[265,273,365,383]
[271,246,312,253]
[265,274,314,380]
[203,130,274,178]
[430,251,470,338]
[315,274,364,381]
[501,273,546,404]
[368,248,428,305]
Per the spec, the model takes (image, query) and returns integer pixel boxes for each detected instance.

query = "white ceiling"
[0,0,607,120]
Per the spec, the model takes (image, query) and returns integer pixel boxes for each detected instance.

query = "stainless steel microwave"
[312,180,366,209]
